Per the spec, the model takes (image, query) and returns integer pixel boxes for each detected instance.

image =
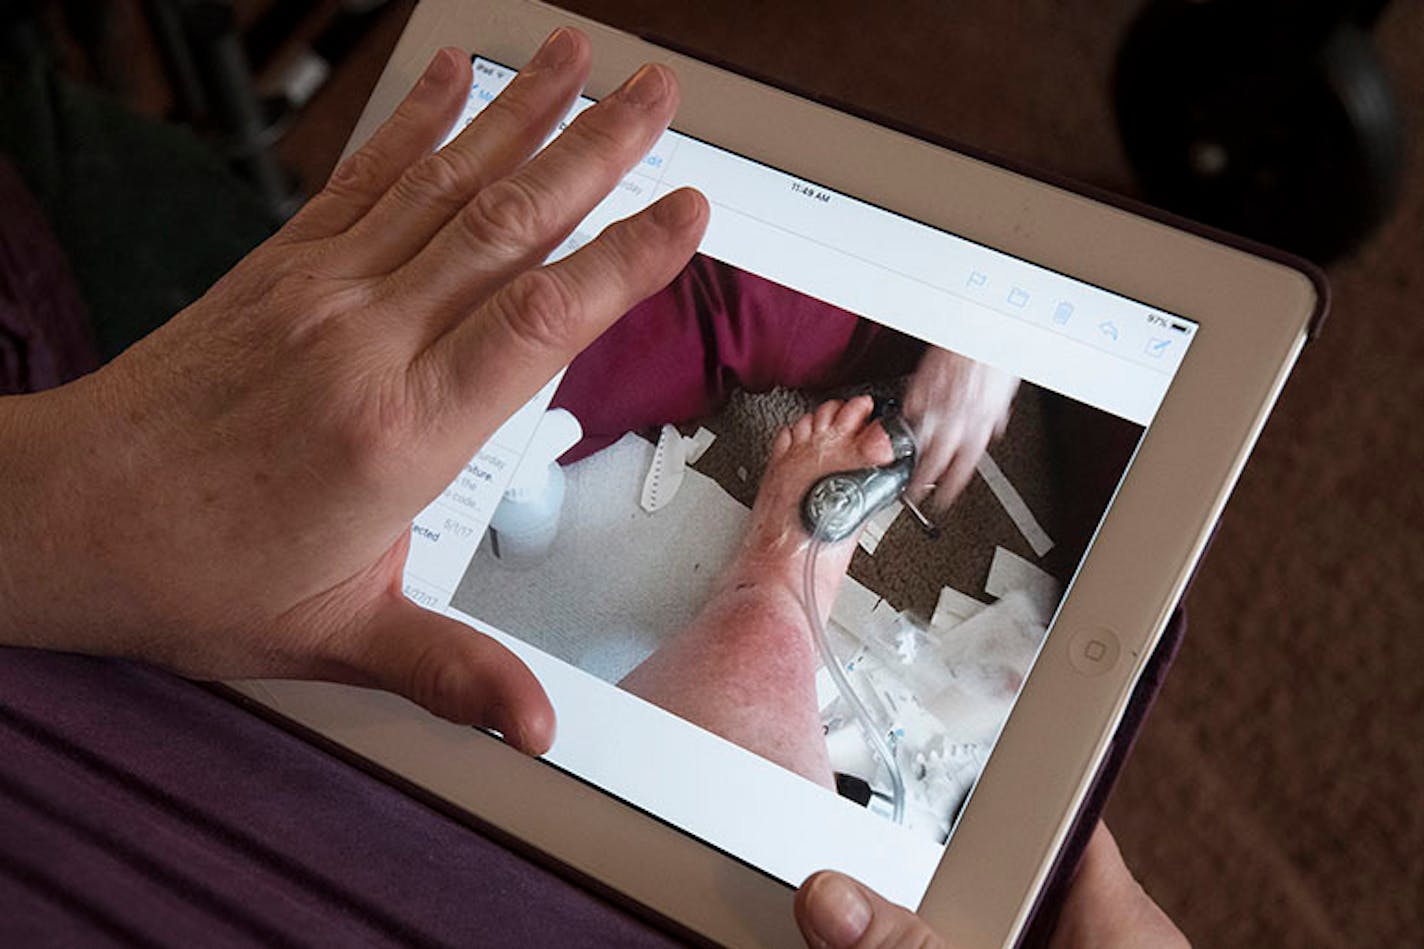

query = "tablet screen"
[400,57,1198,906]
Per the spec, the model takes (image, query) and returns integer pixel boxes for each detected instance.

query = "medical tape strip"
[682,427,716,465]
[639,424,687,513]
[985,546,1061,623]
[976,453,1055,557]
[930,586,986,632]
[857,500,903,555]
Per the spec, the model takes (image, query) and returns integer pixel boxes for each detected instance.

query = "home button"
[1067,627,1122,676]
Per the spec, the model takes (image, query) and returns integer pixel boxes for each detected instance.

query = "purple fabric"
[0,158,99,394]
[0,648,685,948]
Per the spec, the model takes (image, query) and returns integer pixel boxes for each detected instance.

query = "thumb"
[343,596,556,754]
[795,872,949,949]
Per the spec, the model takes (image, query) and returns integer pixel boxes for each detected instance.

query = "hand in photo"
[901,347,1019,512]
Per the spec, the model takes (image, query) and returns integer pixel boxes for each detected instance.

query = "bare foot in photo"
[620,395,894,787]
[724,394,896,620]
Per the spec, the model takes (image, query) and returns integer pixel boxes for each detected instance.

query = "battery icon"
[1170,322,1190,334]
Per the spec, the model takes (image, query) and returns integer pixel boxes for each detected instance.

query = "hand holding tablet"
[283,5,1314,943]
[0,1,1319,945]
[0,26,1107,948]
[231,1,1314,936]
[798,823,1186,948]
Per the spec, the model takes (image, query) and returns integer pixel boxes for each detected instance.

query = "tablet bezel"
[226,1,1320,945]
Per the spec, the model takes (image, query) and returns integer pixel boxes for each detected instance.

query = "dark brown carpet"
[280,2,1423,944]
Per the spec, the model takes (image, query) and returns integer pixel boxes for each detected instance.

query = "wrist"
[0,374,136,654]
[0,389,63,644]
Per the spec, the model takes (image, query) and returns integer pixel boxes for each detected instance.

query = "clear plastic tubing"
[803,515,907,825]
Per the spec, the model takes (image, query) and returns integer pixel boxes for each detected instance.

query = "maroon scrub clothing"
[553,255,923,462]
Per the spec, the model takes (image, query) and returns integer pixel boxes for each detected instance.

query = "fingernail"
[423,48,456,86]
[652,188,705,229]
[530,27,578,70]
[619,63,669,108]
[807,874,872,948]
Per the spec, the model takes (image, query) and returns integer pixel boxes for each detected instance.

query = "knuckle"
[331,377,416,479]
[463,177,547,254]
[408,639,464,720]
[482,87,539,133]
[396,150,468,206]
[567,113,637,172]
[495,270,581,352]
[582,217,649,284]
[326,146,385,200]
[596,215,642,262]
[269,270,369,326]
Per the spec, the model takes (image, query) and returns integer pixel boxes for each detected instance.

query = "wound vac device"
[801,413,918,543]
[799,405,936,825]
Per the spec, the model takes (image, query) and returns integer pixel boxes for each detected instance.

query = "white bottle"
[488,409,582,568]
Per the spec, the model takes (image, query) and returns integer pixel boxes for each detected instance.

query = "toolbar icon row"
[965,270,1173,361]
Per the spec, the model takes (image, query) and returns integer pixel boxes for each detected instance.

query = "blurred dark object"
[1115,0,1404,264]
[25,0,396,220]
[0,156,98,394]
[3,0,302,219]
[0,0,401,359]
[137,0,301,218]
[0,21,276,359]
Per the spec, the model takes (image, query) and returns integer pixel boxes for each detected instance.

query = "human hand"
[794,823,1188,948]
[900,346,1018,512]
[0,29,707,753]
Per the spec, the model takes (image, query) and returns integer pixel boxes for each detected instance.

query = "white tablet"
[226,2,1323,946]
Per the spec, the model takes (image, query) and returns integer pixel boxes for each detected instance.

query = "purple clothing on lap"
[0,648,683,948]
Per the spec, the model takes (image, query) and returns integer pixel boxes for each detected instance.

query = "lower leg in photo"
[620,396,894,789]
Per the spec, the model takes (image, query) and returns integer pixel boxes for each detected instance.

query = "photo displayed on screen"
[397,54,1198,901]
[451,252,1140,844]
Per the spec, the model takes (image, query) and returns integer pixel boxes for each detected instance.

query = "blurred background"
[1,1,1418,945]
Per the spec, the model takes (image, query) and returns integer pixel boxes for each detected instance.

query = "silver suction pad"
[801,474,870,543]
